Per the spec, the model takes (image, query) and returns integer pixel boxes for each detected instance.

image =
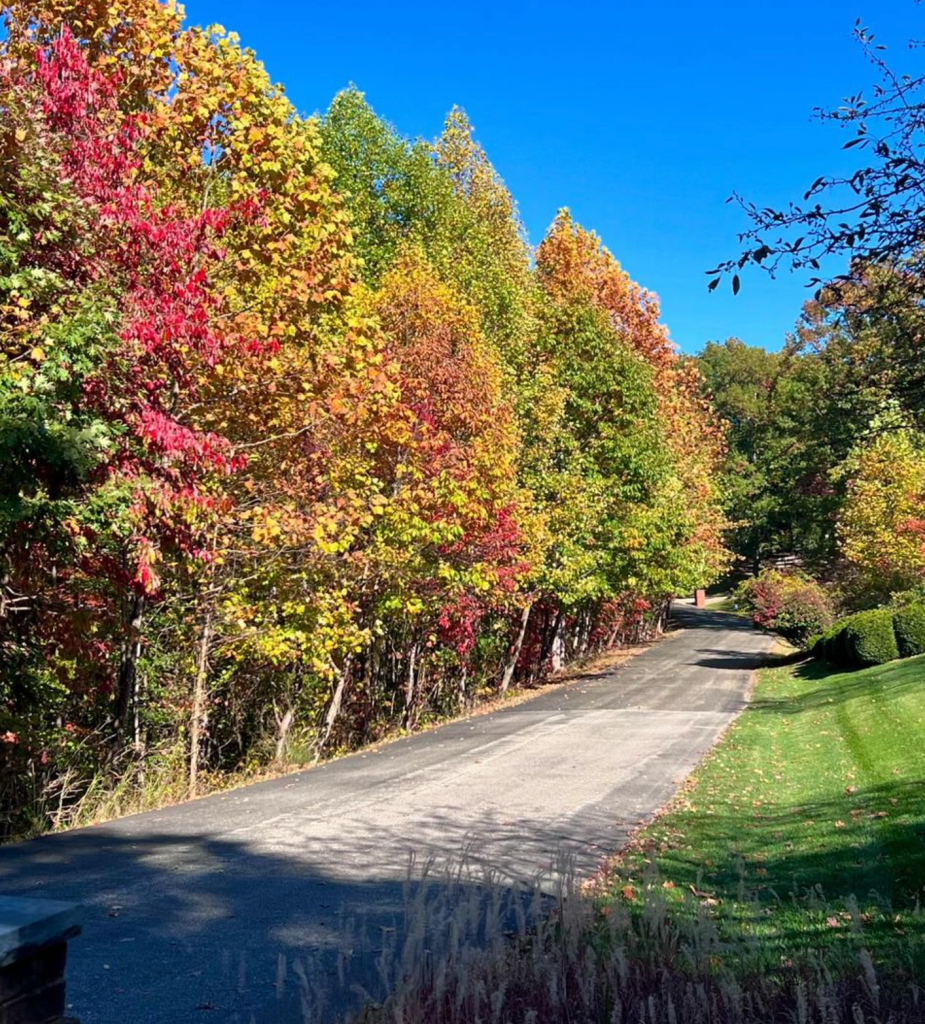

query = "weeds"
[329,858,924,1024]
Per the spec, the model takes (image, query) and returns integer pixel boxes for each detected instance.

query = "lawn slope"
[609,653,925,971]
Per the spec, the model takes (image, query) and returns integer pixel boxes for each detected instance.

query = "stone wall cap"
[0,895,83,968]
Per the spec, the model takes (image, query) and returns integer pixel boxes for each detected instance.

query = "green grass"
[608,652,925,973]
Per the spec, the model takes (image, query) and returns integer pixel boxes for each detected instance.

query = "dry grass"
[331,858,923,1024]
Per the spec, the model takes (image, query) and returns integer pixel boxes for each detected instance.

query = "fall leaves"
[0,0,729,832]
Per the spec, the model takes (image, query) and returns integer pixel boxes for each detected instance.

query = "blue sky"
[179,0,922,353]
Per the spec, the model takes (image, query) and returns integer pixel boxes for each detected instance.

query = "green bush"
[735,569,835,648]
[814,610,902,670]
[893,602,925,659]
[817,621,849,664]
[841,609,899,668]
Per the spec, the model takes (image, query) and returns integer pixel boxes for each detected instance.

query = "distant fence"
[715,552,806,593]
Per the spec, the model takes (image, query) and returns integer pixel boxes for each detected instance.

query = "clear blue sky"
[179,0,922,353]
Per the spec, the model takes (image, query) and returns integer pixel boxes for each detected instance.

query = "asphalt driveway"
[0,603,773,1024]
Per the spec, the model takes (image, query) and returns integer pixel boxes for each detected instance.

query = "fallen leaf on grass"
[689,884,719,905]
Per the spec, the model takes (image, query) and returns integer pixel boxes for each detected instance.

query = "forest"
[6,0,925,848]
[0,0,730,839]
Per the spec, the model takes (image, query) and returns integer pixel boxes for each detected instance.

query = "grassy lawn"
[704,594,742,614]
[607,652,925,974]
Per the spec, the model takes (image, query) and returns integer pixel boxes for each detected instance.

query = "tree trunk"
[273,708,295,765]
[115,594,145,751]
[188,604,214,797]
[550,614,566,674]
[500,602,532,696]
[458,665,469,708]
[315,656,352,763]
[403,641,419,727]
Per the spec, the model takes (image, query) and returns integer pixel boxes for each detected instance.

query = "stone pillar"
[694,589,706,609]
[0,896,82,1024]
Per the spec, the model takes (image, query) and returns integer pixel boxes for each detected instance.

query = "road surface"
[0,604,772,1023]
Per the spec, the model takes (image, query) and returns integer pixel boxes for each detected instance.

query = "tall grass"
[326,858,924,1024]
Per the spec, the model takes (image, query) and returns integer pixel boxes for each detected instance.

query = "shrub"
[736,569,835,647]
[841,609,899,668]
[822,620,853,664]
[893,602,925,659]
[812,625,843,662]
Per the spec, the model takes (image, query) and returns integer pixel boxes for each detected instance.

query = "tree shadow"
[0,811,576,1024]
[628,776,925,967]
[691,648,773,671]
[670,604,759,633]
[751,656,925,715]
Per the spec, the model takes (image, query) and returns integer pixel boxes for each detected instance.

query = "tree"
[0,0,732,836]
[537,212,729,596]
[694,317,923,569]
[320,91,535,371]
[836,420,925,601]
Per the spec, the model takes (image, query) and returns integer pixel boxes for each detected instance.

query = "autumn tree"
[0,0,731,835]
[836,419,925,602]
[712,13,925,292]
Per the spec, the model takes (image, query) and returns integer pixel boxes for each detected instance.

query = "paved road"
[0,605,772,1024]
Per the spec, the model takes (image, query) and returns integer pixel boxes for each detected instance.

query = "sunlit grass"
[607,653,925,971]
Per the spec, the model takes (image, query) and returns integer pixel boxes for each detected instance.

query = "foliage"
[0,0,730,838]
[842,608,900,667]
[694,337,856,565]
[700,10,925,596]
[735,569,835,646]
[893,602,925,659]
[819,609,901,669]
[697,278,925,607]
[835,421,925,602]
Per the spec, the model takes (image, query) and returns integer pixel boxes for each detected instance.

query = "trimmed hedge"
[842,609,899,667]
[893,602,925,659]
[813,609,900,669]
[819,618,852,667]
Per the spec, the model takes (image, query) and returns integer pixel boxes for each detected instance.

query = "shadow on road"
[0,816,564,1024]
[670,604,758,633]
[691,648,773,671]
